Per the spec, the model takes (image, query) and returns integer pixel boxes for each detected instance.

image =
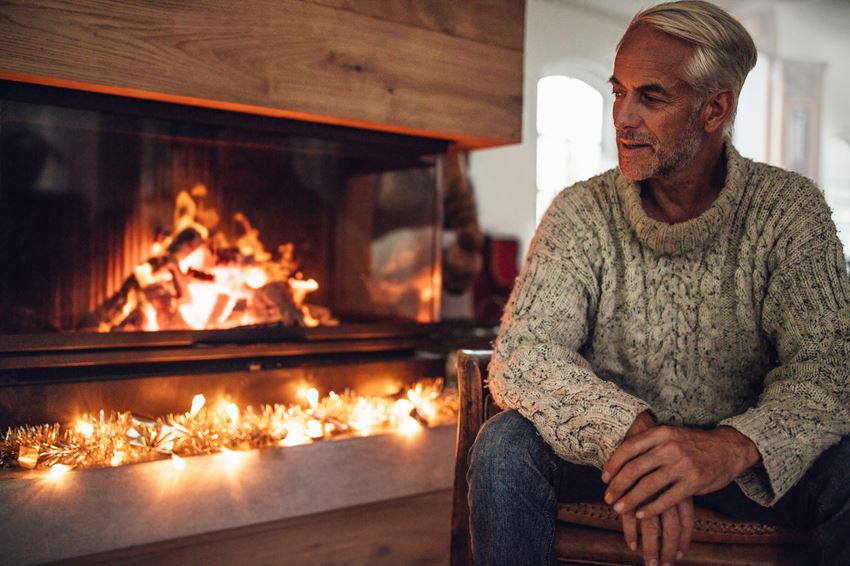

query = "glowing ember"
[1,379,456,474]
[92,184,337,332]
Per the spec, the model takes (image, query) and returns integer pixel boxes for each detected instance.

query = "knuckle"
[643,520,660,534]
[663,440,682,457]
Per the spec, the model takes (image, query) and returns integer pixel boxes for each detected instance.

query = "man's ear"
[702,88,735,134]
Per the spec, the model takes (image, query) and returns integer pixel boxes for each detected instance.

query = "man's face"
[610,25,707,181]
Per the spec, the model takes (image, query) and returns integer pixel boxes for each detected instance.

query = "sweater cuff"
[718,410,787,507]
[590,390,654,467]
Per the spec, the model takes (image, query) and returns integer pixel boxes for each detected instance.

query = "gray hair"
[617,0,757,135]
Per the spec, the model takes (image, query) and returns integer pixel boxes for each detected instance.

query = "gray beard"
[653,112,704,177]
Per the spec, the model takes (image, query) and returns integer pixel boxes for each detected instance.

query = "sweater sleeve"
[489,187,652,470]
[720,182,850,507]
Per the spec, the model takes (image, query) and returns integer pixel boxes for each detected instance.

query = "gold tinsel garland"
[1,379,456,473]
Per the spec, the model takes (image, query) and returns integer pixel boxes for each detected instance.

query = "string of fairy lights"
[1,379,456,474]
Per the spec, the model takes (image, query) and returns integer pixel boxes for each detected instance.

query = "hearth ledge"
[0,423,455,565]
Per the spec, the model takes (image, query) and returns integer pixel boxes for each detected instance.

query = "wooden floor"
[54,489,453,566]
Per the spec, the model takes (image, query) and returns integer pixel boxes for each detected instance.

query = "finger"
[660,506,679,566]
[677,499,694,559]
[622,511,638,553]
[605,454,662,504]
[640,515,660,566]
[635,482,692,520]
[603,428,666,482]
[615,471,674,515]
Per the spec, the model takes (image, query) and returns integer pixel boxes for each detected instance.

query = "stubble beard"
[618,112,704,181]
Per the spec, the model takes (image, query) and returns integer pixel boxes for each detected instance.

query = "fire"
[95,184,337,332]
[2,379,457,474]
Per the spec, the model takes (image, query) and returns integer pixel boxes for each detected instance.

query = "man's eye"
[612,90,624,98]
[642,94,662,104]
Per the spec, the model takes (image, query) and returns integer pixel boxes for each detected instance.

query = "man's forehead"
[612,25,692,90]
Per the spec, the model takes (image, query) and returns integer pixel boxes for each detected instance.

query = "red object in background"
[472,237,519,326]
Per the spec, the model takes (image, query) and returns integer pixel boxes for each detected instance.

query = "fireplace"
[0,78,449,342]
[0,80,472,564]
[0,0,524,560]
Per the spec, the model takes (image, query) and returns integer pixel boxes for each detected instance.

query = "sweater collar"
[616,143,747,256]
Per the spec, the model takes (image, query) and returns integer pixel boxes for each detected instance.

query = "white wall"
[770,1,850,253]
[469,0,629,257]
[471,0,850,258]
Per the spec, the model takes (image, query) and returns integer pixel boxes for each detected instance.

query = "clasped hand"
[600,412,760,566]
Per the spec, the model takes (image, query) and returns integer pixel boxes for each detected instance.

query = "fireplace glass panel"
[0,84,446,343]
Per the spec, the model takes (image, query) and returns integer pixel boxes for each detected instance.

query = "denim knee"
[468,410,557,489]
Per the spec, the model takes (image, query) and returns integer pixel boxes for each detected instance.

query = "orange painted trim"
[0,71,513,150]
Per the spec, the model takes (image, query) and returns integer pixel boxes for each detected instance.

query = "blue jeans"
[467,410,850,566]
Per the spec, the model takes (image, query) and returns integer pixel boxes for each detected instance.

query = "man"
[467,2,850,565]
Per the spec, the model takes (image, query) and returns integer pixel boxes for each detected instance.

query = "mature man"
[467,2,850,565]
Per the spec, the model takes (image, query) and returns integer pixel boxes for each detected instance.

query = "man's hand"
[614,412,694,566]
[602,421,761,523]
[628,498,693,566]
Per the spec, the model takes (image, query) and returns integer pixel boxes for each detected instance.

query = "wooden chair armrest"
[451,349,493,566]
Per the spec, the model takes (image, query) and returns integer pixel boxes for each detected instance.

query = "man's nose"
[613,96,641,131]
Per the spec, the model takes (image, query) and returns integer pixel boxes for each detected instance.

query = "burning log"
[84,186,336,332]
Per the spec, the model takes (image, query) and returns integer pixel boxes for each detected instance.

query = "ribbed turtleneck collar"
[616,143,748,256]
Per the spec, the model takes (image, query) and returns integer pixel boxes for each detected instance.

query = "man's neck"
[641,139,727,224]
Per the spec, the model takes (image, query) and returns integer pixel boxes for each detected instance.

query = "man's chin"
[617,160,653,181]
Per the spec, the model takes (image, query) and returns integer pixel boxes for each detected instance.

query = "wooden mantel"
[0,0,525,148]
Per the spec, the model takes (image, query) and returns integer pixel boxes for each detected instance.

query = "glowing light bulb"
[76,420,94,438]
[306,388,319,410]
[171,454,186,471]
[49,464,73,478]
[399,416,422,437]
[392,398,415,421]
[306,419,324,439]
[224,402,240,423]
[189,394,206,417]
[220,447,244,468]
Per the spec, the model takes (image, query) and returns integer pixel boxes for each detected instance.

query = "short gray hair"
[617,0,757,134]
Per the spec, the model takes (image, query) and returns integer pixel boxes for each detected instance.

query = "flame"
[289,277,319,307]
[245,267,267,290]
[100,186,333,332]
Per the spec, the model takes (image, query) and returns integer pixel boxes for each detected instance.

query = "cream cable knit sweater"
[489,143,850,507]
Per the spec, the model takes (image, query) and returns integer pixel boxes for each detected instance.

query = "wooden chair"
[450,350,810,566]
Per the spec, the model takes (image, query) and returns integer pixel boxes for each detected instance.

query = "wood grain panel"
[59,490,453,566]
[303,0,525,51]
[0,0,524,147]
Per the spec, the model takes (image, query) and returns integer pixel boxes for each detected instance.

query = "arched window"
[536,75,607,223]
